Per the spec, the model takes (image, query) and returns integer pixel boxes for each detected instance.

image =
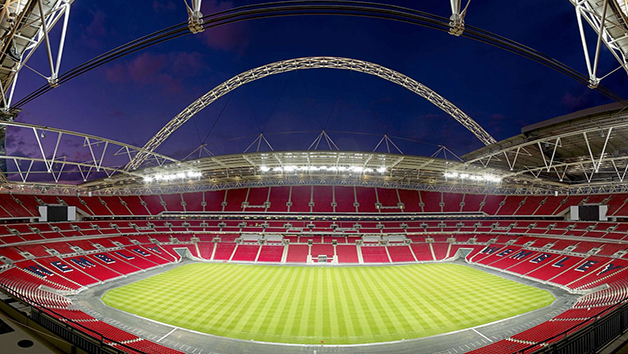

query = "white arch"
[126,56,496,170]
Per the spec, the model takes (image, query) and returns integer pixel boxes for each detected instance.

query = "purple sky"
[8,0,626,165]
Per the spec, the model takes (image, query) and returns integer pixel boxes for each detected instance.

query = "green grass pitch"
[102,263,554,344]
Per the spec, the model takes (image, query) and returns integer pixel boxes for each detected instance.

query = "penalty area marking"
[157,327,178,342]
[471,328,492,342]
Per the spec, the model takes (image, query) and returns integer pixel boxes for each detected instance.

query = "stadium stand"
[204,190,226,212]
[3,186,628,353]
[421,191,441,213]
[212,243,237,261]
[231,244,260,261]
[290,186,311,213]
[411,243,434,261]
[398,189,421,212]
[311,186,332,213]
[431,242,450,260]
[355,186,378,213]
[8,188,628,218]
[336,244,359,263]
[387,245,415,262]
[310,244,334,258]
[245,187,269,211]
[460,193,484,213]
[376,187,401,212]
[224,188,247,212]
[161,193,184,212]
[361,246,390,263]
[256,245,284,262]
[140,195,164,215]
[334,186,356,213]
[286,244,309,263]
[0,215,626,353]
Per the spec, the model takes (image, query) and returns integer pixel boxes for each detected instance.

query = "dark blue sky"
[9,0,627,161]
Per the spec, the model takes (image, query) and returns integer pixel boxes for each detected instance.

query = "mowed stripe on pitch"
[102,263,555,344]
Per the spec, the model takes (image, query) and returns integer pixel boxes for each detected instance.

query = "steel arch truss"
[0,121,178,186]
[127,56,497,170]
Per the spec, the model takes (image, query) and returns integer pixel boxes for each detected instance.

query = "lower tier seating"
[336,245,359,263]
[257,245,284,262]
[361,246,390,263]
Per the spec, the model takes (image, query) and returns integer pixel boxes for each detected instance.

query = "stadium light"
[260,165,387,174]
[444,172,502,183]
[143,170,202,183]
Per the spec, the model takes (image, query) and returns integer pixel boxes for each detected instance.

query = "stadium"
[0,1,626,354]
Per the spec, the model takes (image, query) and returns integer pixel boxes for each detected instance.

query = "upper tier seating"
[356,186,378,213]
[267,186,290,212]
[334,186,356,213]
[224,188,247,212]
[118,196,149,215]
[161,193,185,212]
[245,187,269,211]
[0,194,33,218]
[290,186,311,213]
[5,188,628,219]
[376,187,402,213]
[141,195,165,215]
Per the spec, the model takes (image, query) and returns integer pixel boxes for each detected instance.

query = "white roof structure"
[4,101,628,197]
[0,2,627,197]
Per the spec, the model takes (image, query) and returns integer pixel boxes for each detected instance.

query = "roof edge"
[521,102,625,134]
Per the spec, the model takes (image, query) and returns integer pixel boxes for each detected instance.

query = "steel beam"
[185,0,204,33]
[449,0,470,36]
[569,0,628,87]
[0,0,74,109]
[0,121,179,185]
